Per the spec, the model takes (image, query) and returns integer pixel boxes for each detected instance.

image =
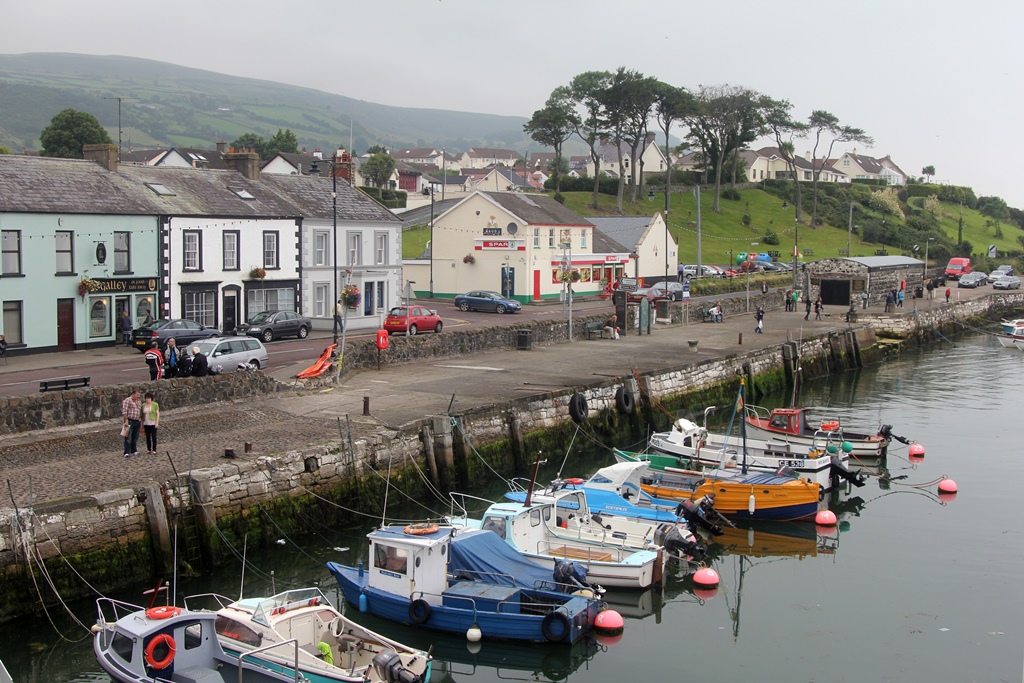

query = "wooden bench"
[546,546,613,563]
[584,321,608,339]
[39,377,90,392]
[700,307,714,323]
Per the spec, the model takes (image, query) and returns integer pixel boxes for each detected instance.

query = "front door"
[222,291,238,333]
[501,266,515,298]
[56,299,75,350]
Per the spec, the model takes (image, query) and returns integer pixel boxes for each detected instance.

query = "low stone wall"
[0,371,281,435]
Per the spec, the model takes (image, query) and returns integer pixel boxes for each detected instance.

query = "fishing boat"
[183,587,432,683]
[327,524,605,644]
[611,453,821,520]
[447,487,689,588]
[742,405,908,458]
[92,596,299,683]
[1014,338,1024,352]
[647,412,864,490]
[999,318,1024,334]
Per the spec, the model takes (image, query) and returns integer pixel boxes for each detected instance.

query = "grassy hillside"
[0,53,530,155]
[403,186,1024,276]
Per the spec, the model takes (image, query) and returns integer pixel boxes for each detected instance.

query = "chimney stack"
[83,143,118,172]
[313,148,323,160]
[223,151,261,181]
[216,140,227,154]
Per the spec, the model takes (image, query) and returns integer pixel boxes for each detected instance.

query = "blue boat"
[327,525,604,644]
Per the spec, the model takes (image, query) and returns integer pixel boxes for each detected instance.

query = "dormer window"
[145,183,175,196]
[230,187,255,200]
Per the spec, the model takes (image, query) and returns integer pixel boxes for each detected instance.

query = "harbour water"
[1,329,1022,682]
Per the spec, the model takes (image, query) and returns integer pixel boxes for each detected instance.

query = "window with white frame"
[533,227,540,248]
[2,301,23,344]
[247,287,294,315]
[114,231,131,273]
[2,230,22,275]
[314,283,330,317]
[580,231,588,249]
[55,230,74,274]
[314,231,329,266]
[223,231,239,270]
[375,233,388,265]
[183,291,215,327]
[263,231,279,269]
[548,228,555,248]
[376,280,385,308]
[183,231,201,271]
[347,232,362,265]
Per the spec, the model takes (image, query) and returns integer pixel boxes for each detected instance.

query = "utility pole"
[103,96,139,161]
[848,202,854,258]
[695,184,702,273]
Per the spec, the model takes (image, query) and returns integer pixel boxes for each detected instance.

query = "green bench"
[585,321,609,339]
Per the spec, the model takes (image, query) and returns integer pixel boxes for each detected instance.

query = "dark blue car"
[454,290,522,314]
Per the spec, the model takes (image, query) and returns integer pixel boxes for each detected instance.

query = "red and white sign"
[475,240,525,251]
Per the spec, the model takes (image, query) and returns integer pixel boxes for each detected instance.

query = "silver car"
[192,336,269,373]
[993,275,1021,290]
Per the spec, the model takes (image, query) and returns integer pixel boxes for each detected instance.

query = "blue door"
[501,266,515,299]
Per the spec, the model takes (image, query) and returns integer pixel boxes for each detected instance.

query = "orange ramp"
[295,344,338,379]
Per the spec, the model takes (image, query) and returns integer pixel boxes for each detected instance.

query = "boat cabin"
[747,407,841,436]
[366,526,454,607]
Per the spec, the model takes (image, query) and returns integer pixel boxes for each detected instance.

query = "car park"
[235,310,312,342]
[132,318,219,352]
[993,275,1021,290]
[988,265,1015,283]
[957,272,988,288]
[454,290,522,314]
[192,336,269,373]
[384,306,443,334]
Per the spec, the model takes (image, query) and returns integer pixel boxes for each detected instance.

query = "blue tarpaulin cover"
[448,529,566,590]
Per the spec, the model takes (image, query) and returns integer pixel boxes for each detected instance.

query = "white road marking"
[436,364,506,371]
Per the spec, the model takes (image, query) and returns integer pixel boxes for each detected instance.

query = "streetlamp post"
[309,155,340,343]
[925,236,935,279]
[746,242,757,312]
[792,216,799,290]
[428,186,435,298]
[847,202,854,258]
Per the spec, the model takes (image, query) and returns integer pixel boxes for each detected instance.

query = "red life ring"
[820,421,839,432]
[145,606,182,620]
[404,523,440,536]
[144,633,176,670]
[564,478,585,486]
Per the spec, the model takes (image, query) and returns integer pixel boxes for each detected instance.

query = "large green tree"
[231,133,265,156]
[568,70,614,210]
[921,164,935,183]
[761,96,809,222]
[603,68,659,208]
[263,128,298,159]
[807,110,872,227]
[524,86,578,197]
[361,152,396,189]
[653,82,697,215]
[39,108,112,158]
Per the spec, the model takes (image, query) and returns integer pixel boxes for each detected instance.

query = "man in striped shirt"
[122,389,142,457]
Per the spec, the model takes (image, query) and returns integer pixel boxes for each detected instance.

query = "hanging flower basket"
[77,277,101,297]
[249,267,267,279]
[463,254,476,264]
[341,284,362,308]
[557,270,581,283]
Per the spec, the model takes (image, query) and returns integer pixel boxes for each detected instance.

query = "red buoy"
[693,586,719,601]
[693,567,719,587]
[593,609,624,635]
[938,479,958,494]
[815,509,837,526]
[908,443,925,457]
[594,631,624,646]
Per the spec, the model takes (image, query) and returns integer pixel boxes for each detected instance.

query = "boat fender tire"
[568,393,588,424]
[541,611,572,642]
[144,633,176,670]
[614,387,635,414]
[409,599,431,625]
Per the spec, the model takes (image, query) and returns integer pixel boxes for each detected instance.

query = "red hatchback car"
[383,306,443,335]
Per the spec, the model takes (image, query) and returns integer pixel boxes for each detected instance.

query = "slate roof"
[394,148,440,159]
[585,216,653,252]
[259,173,399,223]
[466,147,521,160]
[116,165,300,217]
[843,255,922,270]
[0,155,154,214]
[397,198,462,228]
[478,191,592,227]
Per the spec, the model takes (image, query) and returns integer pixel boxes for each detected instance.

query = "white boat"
[448,490,666,589]
[1014,339,1024,352]
[93,597,299,683]
[648,415,864,490]
[996,333,1023,348]
[184,587,432,683]
[999,318,1024,334]
[743,405,906,459]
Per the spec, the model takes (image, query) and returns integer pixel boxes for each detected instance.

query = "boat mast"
[740,379,748,475]
[524,451,545,507]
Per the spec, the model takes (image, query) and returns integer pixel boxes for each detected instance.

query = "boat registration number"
[776,460,805,468]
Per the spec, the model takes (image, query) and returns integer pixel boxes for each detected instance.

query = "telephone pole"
[103,96,139,161]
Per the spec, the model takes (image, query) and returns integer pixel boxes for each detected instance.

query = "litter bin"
[914,285,923,299]
[517,329,533,351]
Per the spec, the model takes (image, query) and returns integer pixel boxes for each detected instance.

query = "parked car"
[384,306,443,334]
[988,265,1015,283]
[630,281,685,302]
[192,336,269,372]
[993,275,1022,290]
[453,290,522,314]
[945,257,972,280]
[957,272,988,288]
[132,318,219,352]
[235,310,312,342]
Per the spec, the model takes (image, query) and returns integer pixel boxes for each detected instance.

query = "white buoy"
[466,640,481,654]
[748,494,756,515]
[466,623,482,642]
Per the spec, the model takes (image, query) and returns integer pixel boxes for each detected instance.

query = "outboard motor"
[829,455,867,487]
[675,499,724,536]
[654,523,707,563]
[553,559,590,592]
[373,649,423,683]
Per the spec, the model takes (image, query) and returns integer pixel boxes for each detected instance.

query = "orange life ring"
[144,633,176,670]
[820,421,840,432]
[564,478,585,486]
[145,606,182,620]
[404,523,439,536]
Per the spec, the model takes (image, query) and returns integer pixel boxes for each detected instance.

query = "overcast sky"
[6,0,1023,206]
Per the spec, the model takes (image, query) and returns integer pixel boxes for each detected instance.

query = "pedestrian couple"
[121,389,159,457]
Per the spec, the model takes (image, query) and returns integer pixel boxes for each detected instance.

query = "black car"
[132,319,219,352]
[235,310,312,342]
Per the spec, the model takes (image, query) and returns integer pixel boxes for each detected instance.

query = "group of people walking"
[121,388,159,458]
[142,337,209,380]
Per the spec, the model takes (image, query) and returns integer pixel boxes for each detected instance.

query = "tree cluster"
[230,128,299,160]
